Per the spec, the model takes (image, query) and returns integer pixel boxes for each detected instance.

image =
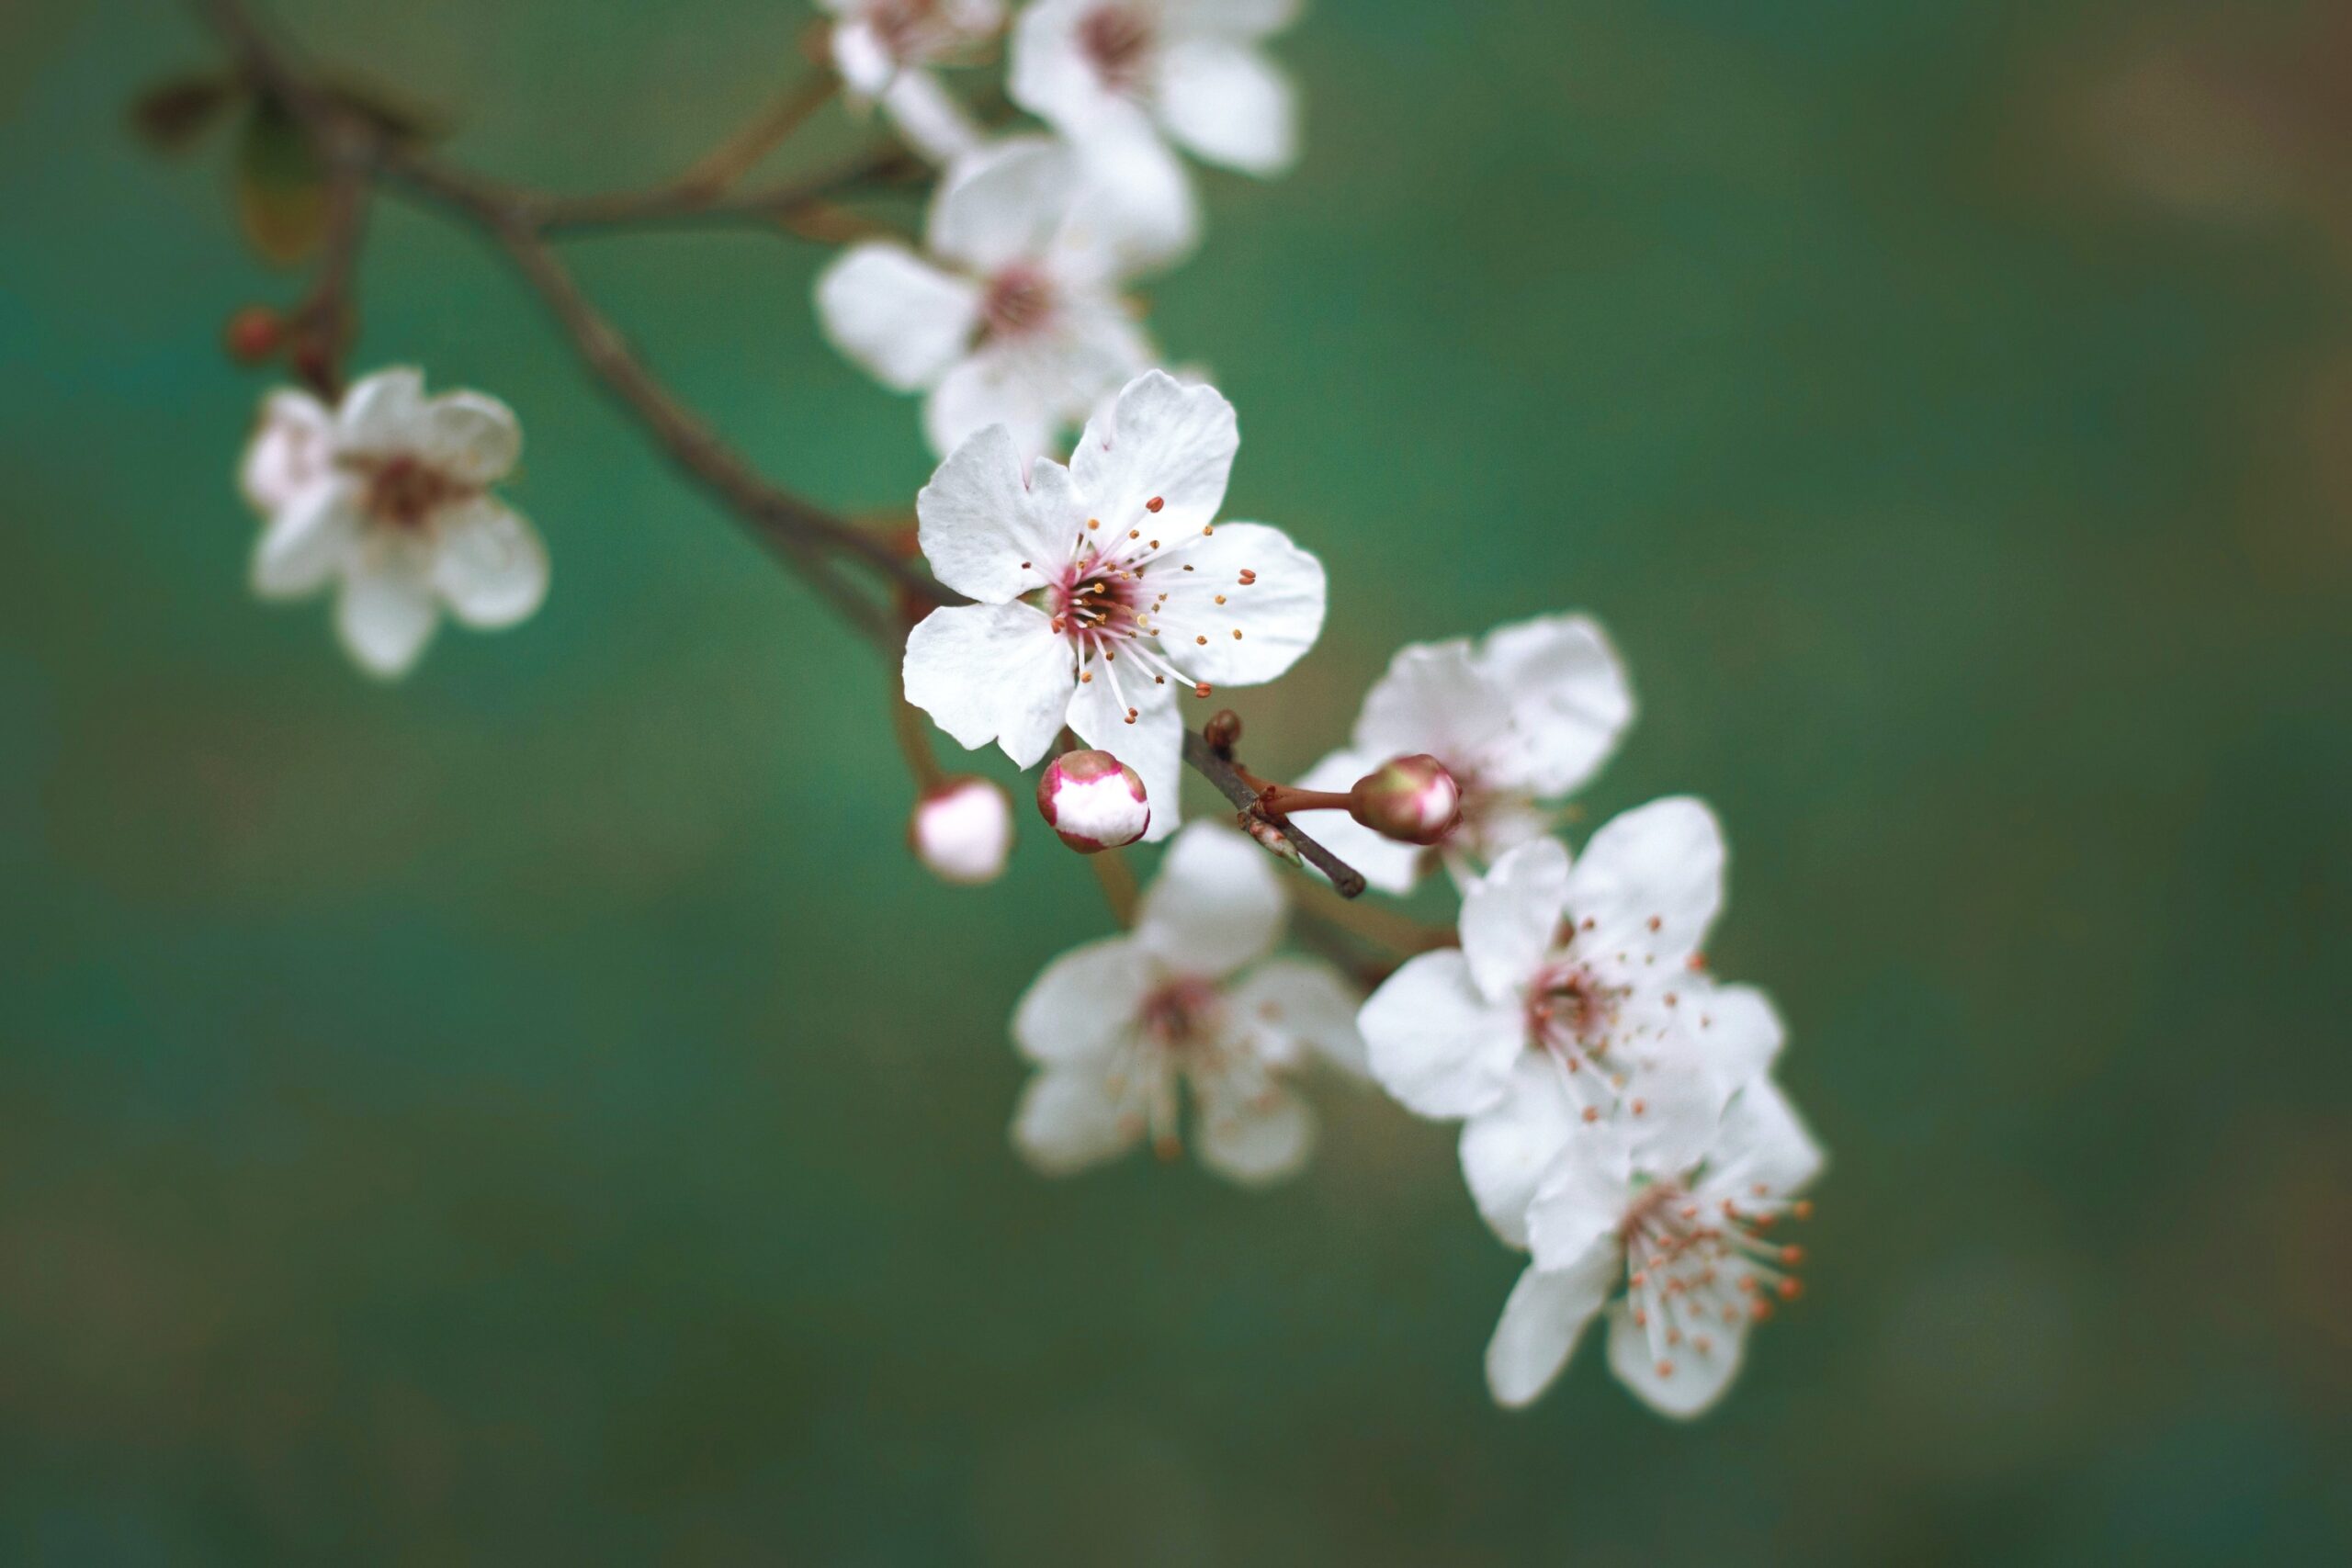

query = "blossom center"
[1048,553,1146,645]
[1140,975,1222,1049]
[867,0,942,57]
[982,265,1057,339]
[347,453,469,532]
[1079,6,1155,91]
[1619,1178,1812,1382]
[1527,960,1623,1058]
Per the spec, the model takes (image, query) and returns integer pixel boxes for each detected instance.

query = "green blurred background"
[6,0,2351,1561]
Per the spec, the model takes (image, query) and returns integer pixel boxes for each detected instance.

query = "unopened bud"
[222,304,285,365]
[1243,814,1303,866]
[1203,708,1243,754]
[1036,749,1148,852]
[908,775,1013,886]
[1349,753,1463,845]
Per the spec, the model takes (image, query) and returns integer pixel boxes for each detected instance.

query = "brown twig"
[1183,731,1367,898]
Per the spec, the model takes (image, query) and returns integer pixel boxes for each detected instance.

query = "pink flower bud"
[1349,753,1463,846]
[1036,749,1149,852]
[908,776,1014,886]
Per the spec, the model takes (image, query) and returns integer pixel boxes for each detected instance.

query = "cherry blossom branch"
[1182,730,1367,898]
[195,0,1378,899]
[673,71,840,197]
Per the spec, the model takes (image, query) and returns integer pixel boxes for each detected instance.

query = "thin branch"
[674,73,839,195]
[1183,730,1367,898]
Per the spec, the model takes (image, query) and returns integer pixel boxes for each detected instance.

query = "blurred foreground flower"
[1296,615,1634,893]
[239,368,547,678]
[1011,822,1364,1182]
[1488,1079,1822,1418]
[902,369,1327,840]
[820,0,1006,164]
[910,775,1017,883]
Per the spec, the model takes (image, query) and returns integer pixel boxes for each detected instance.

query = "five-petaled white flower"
[902,368,1327,840]
[1359,803,1784,1246]
[1011,0,1301,178]
[239,367,548,680]
[1011,821,1367,1183]
[1487,1077,1823,1418]
[817,137,1161,459]
[1295,615,1634,894]
[818,0,1005,164]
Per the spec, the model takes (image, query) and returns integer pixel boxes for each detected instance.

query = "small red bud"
[222,304,286,365]
[1349,753,1463,846]
[1203,709,1243,753]
[1036,749,1149,852]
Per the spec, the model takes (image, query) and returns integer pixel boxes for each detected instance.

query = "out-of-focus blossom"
[1358,807,1782,1245]
[1011,0,1301,178]
[1036,747,1150,851]
[1010,822,1365,1183]
[817,137,1161,457]
[1296,615,1634,893]
[818,0,1006,164]
[902,369,1327,840]
[910,774,1017,882]
[1487,1078,1823,1418]
[239,368,547,679]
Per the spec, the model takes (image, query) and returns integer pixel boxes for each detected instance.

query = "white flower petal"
[1476,614,1635,798]
[915,423,1071,602]
[932,137,1076,275]
[1194,1081,1314,1186]
[1066,120,1200,272]
[1358,949,1524,1120]
[1293,749,1427,895]
[251,477,362,599]
[902,601,1076,765]
[1524,1128,1634,1271]
[1065,658,1184,841]
[1688,981,1785,1088]
[831,18,897,98]
[417,389,521,487]
[1133,821,1283,978]
[1008,0,1131,132]
[1069,370,1237,541]
[1460,1051,1584,1248]
[817,243,984,392]
[1566,796,1725,967]
[1012,1065,1140,1175]
[335,559,438,679]
[1605,1298,1748,1421]
[1460,837,1570,1002]
[1705,1077,1826,1200]
[1486,1245,1616,1410]
[1351,639,1514,772]
[879,68,987,163]
[430,498,548,628]
[1228,957,1367,1077]
[1154,39,1296,176]
[334,367,429,456]
[240,389,334,515]
[924,343,1069,461]
[1154,523,1325,688]
[1012,934,1154,1064]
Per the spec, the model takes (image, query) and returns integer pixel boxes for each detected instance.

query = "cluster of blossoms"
[214,0,1823,1422]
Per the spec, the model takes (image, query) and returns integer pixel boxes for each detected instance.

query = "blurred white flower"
[1359,806,1783,1245]
[238,368,547,680]
[818,0,1006,164]
[902,369,1327,840]
[1011,0,1301,178]
[1487,1077,1823,1419]
[817,137,1162,458]
[1295,615,1634,894]
[910,774,1017,883]
[1010,822,1366,1183]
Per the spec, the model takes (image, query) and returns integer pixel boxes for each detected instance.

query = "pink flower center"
[867,0,941,57]
[1618,1179,1813,1384]
[1140,975,1222,1049]
[982,265,1057,340]
[345,453,470,532]
[1527,959,1623,1058]
[1079,5,1155,91]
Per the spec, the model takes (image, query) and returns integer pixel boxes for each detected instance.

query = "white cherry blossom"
[1358,803,1783,1245]
[1487,1077,1824,1418]
[1011,0,1301,178]
[1010,822,1366,1183]
[816,136,1161,458]
[1296,615,1635,894]
[902,369,1327,840]
[818,0,1005,164]
[238,368,548,680]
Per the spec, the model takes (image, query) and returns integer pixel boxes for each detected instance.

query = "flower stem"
[1088,851,1140,928]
